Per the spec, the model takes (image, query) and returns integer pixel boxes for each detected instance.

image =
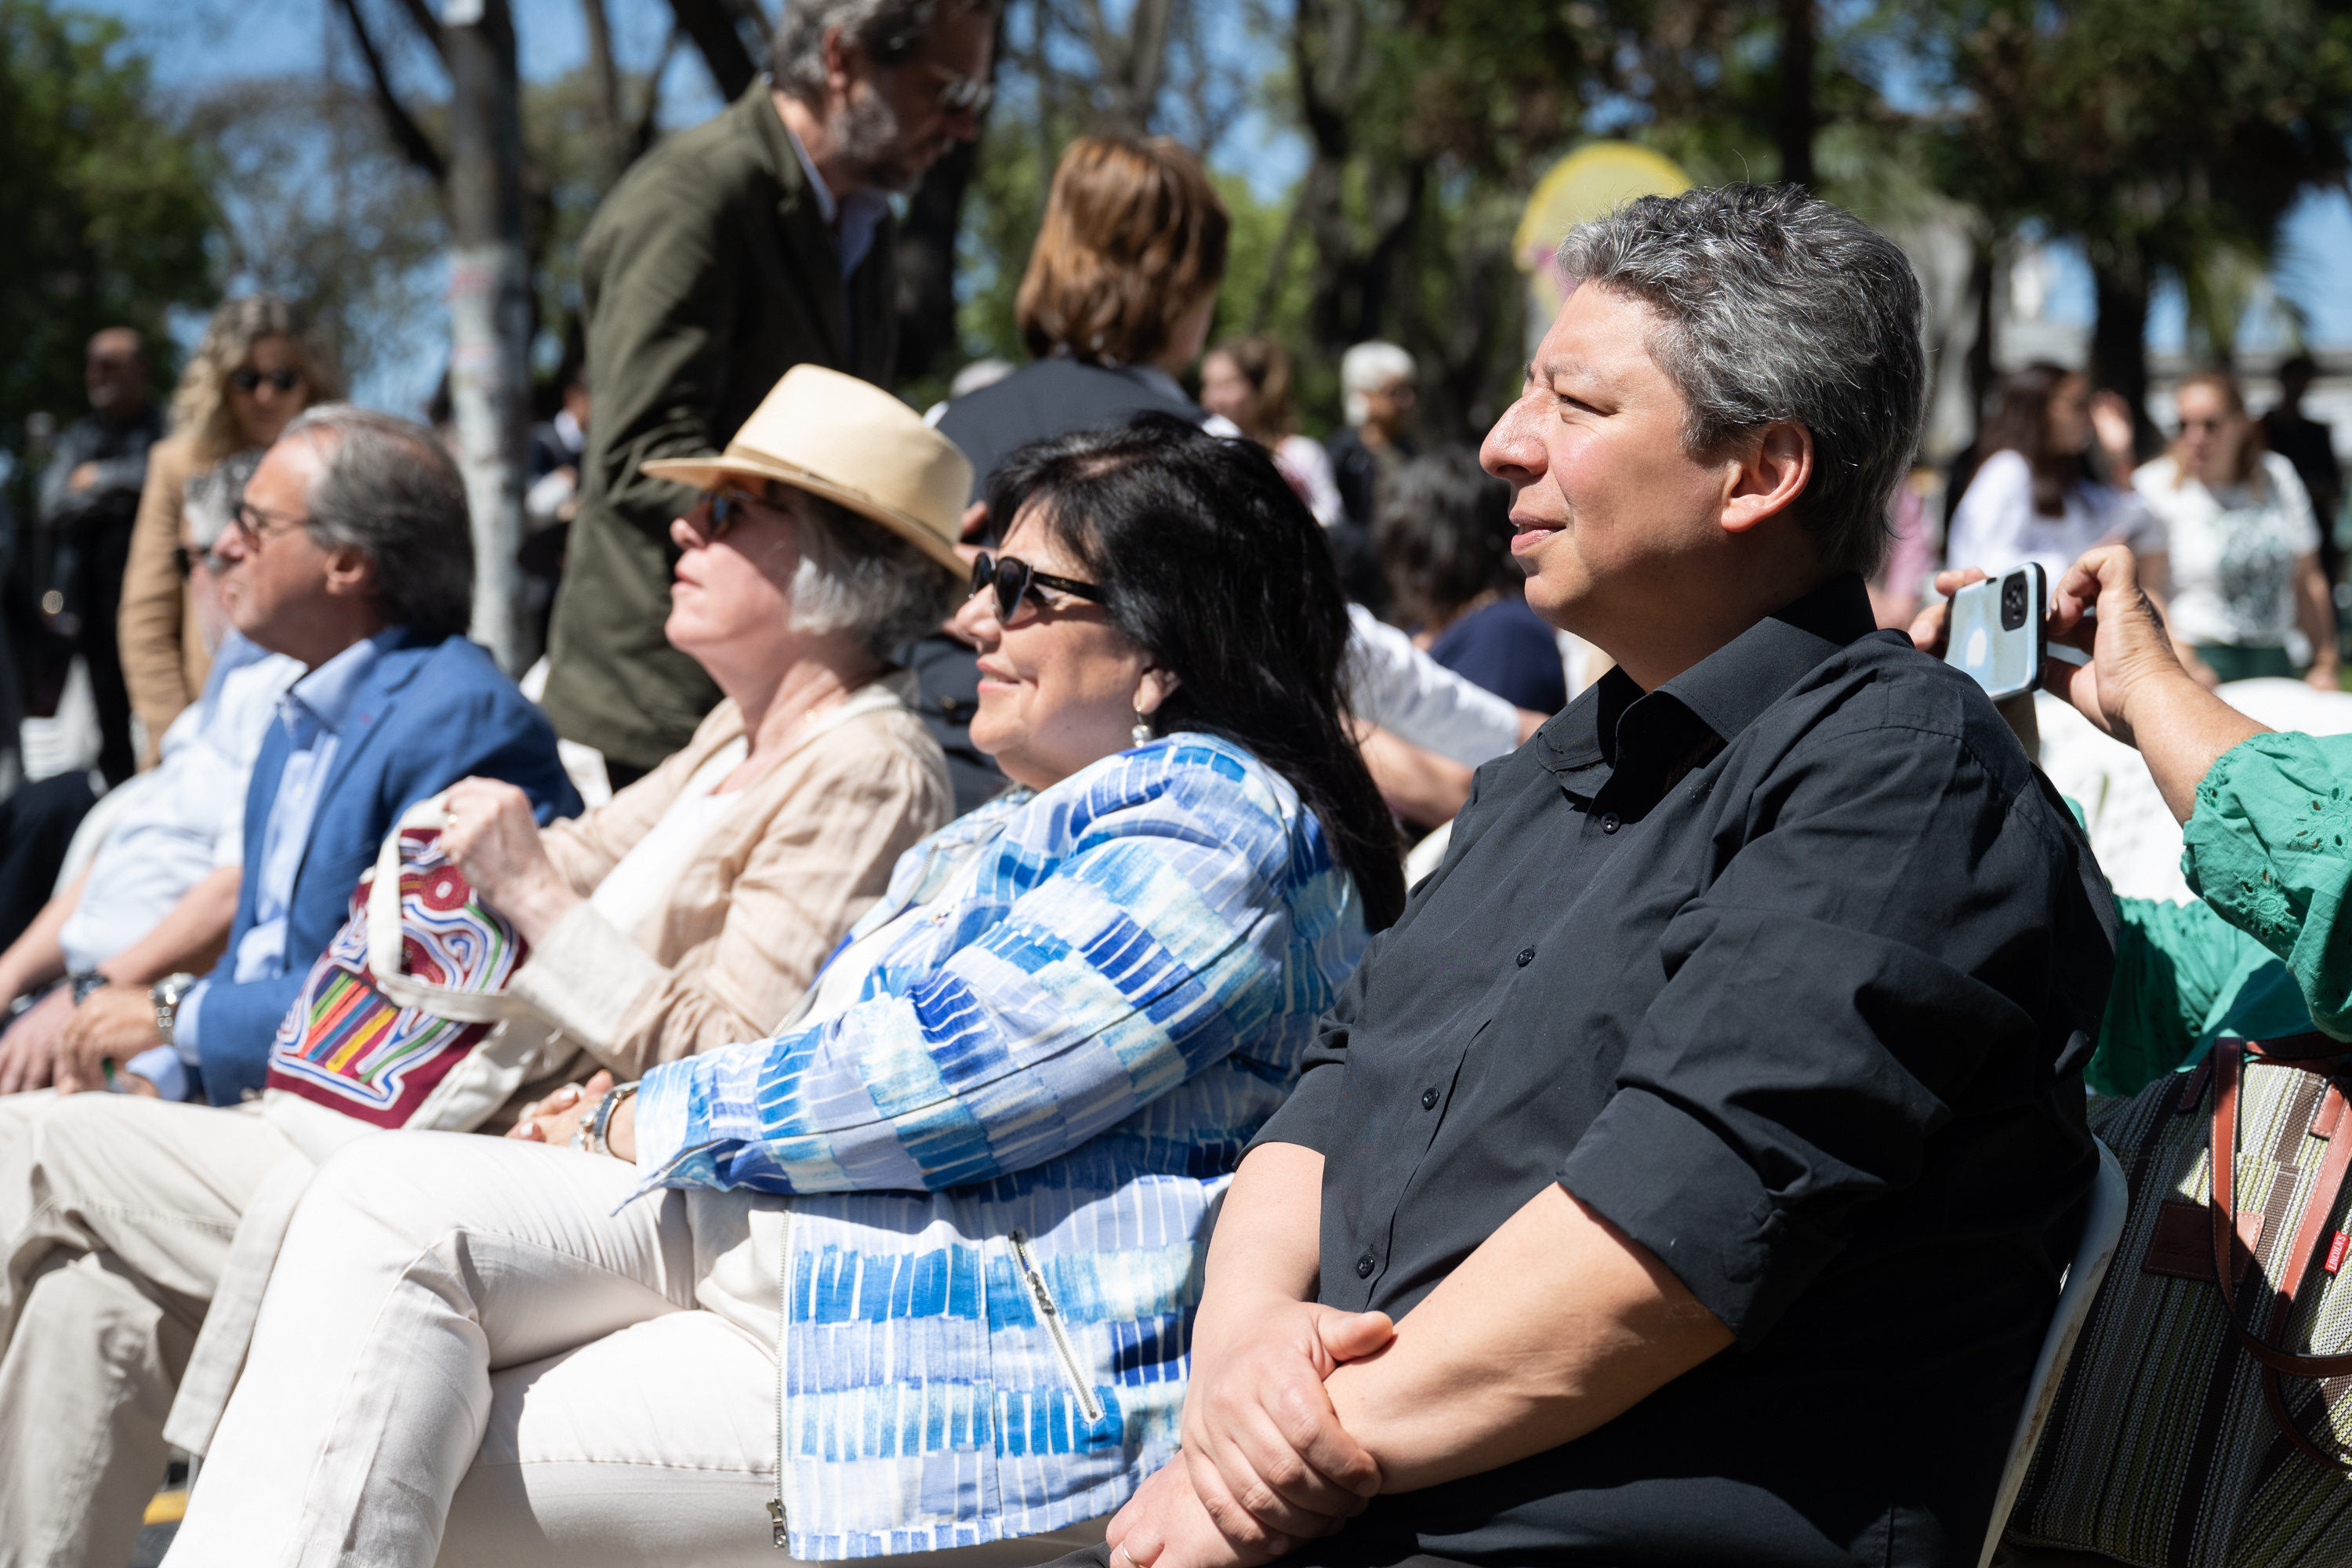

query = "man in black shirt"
[1094,186,2116,1568]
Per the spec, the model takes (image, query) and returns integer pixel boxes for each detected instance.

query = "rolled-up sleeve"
[1558,724,2107,1343]
[2183,731,2352,1040]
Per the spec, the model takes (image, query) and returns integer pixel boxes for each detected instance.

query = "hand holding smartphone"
[1944,564,2047,699]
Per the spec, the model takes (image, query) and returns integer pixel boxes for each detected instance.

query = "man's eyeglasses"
[227,501,306,550]
[969,551,1105,625]
[920,60,993,115]
[230,367,303,394]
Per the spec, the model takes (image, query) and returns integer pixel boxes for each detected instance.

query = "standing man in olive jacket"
[544,0,993,783]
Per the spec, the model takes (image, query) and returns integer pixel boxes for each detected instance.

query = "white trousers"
[166,1132,1107,1568]
[0,1092,304,1568]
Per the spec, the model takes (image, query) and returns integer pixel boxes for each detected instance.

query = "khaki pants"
[0,1093,303,1568]
[172,1132,1110,1568]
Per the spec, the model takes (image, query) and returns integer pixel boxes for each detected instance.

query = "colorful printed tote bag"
[264,794,578,1133]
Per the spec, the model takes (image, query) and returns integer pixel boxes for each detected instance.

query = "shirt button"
[1600,812,1621,834]
[1356,1254,1375,1279]
[1421,1087,1438,1109]
[1515,947,1535,967]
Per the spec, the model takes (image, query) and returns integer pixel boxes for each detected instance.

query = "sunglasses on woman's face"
[969,551,1105,625]
[230,367,303,394]
[682,485,780,545]
[173,543,227,579]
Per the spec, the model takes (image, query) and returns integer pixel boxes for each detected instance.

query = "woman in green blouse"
[1926,544,2350,1096]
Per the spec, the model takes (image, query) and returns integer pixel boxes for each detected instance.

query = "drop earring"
[1131,708,1154,747]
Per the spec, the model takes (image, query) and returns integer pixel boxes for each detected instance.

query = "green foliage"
[0,0,216,452]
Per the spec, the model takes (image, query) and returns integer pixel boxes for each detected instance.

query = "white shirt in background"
[58,634,303,973]
[1946,448,2163,583]
[2133,451,2320,649]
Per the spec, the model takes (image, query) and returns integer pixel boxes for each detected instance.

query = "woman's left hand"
[439,778,578,943]
[507,1069,611,1146]
[2310,663,2343,693]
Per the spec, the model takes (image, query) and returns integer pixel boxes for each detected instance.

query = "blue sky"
[74,0,2352,409]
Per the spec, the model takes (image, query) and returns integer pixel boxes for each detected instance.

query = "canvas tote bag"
[2007,1033,2352,1565]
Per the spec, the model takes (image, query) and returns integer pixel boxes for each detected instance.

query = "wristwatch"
[69,970,111,1006]
[151,972,200,1047]
[572,1081,641,1158]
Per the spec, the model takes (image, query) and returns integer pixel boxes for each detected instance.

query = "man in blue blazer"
[0,407,583,1563]
[54,405,579,1102]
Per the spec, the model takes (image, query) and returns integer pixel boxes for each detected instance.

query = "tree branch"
[390,0,448,62]
[666,0,759,101]
[331,0,448,184]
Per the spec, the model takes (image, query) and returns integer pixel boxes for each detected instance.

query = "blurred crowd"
[2,0,2351,1565]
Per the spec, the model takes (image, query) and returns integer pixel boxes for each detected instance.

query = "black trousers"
[0,771,99,953]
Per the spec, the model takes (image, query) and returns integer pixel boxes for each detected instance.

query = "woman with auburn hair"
[2133,369,2339,689]
[118,294,344,765]
[1200,334,1344,526]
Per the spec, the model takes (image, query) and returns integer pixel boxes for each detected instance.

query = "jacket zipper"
[770,1207,793,1549]
[1008,1229,1103,1424]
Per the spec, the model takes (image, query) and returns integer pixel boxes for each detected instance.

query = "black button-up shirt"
[1254,574,2116,1567]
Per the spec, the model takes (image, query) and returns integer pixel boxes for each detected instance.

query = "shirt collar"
[1539,572,1879,781]
[782,117,889,281]
[280,626,401,742]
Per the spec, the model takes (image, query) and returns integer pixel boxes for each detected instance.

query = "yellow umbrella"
[1515,143,1691,350]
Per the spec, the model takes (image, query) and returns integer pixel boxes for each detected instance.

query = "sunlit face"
[950,503,1157,792]
[211,436,336,649]
[1478,283,1733,641]
[2045,373,2091,456]
[665,483,804,662]
[838,8,994,194]
[2175,382,2249,483]
[1198,352,1258,430]
[227,335,310,449]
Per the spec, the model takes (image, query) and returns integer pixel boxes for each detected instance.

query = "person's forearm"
[2298,559,2338,678]
[1193,1143,1327,1362]
[94,865,240,986]
[1356,725,1473,828]
[1322,1181,1732,1494]
[2116,671,2270,825]
[0,868,82,1003]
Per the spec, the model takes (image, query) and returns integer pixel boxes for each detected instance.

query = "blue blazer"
[194,630,582,1104]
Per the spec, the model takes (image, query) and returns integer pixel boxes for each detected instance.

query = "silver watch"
[151,972,200,1047]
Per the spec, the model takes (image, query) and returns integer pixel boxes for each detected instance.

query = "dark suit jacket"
[543,85,900,771]
[194,631,580,1104]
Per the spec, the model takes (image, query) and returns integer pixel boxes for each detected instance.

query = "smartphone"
[1946,564,2046,699]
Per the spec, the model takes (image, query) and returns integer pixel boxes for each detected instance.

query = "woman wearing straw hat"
[168,414,1403,1568]
[430,363,967,1077]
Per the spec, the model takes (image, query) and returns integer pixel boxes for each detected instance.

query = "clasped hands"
[1109,1296,1396,1568]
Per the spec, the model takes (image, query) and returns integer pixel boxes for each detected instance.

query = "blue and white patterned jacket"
[632,735,1370,1559]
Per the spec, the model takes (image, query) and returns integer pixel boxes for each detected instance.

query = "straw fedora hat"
[642,365,974,572]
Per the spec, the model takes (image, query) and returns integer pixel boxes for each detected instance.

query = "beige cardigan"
[506,684,952,1078]
[118,432,209,768]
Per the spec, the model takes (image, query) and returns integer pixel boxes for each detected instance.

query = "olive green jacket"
[544,85,899,771]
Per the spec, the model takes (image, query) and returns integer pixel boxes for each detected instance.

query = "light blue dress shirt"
[136,629,403,1099]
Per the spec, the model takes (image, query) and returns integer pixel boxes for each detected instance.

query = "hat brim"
[641,453,966,574]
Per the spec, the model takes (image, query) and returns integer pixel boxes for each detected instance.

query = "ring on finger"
[1118,1545,1152,1568]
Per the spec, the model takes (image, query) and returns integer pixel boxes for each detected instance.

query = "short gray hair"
[1340,341,1414,427]
[1555,183,1926,576]
[183,448,267,550]
[281,405,475,640]
[779,485,960,660]
[769,0,989,102]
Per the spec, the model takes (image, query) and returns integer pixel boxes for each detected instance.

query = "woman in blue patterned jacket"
[167,416,1407,1568]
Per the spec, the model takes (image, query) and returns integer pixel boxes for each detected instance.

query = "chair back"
[1977,1138,2129,1568]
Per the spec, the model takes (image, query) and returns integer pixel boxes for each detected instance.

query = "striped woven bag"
[2007,1034,2352,1566]
[263,793,579,1133]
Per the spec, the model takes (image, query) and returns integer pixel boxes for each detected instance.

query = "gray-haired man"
[0,407,578,1568]
[543,0,994,784]
[1088,185,2118,1568]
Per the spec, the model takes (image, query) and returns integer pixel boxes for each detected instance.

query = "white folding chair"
[1977,1138,2130,1568]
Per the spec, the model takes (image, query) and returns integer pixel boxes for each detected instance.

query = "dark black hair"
[1374,446,1520,630]
[1981,361,2086,518]
[983,413,1406,931]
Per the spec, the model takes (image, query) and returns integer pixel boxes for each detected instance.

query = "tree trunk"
[579,0,624,175]
[666,0,758,101]
[894,132,981,385]
[445,0,534,672]
[2090,247,2158,459]
[1777,0,1814,189]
